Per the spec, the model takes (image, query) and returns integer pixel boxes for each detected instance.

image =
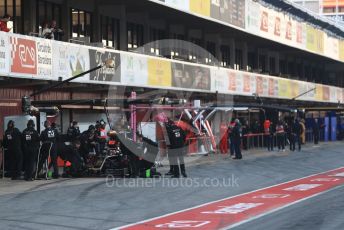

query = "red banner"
[10,37,37,75]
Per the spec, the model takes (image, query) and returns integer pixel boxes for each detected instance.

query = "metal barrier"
[243,133,288,150]
[186,136,213,155]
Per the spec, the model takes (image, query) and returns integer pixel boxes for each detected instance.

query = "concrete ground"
[0,142,343,230]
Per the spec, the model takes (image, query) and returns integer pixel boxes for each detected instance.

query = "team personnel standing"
[267,121,275,151]
[38,121,59,178]
[313,118,321,145]
[22,120,40,181]
[3,120,23,180]
[227,119,236,156]
[232,119,242,160]
[165,119,187,178]
[292,119,303,151]
[276,120,285,152]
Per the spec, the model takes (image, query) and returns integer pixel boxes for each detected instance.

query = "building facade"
[0,0,344,135]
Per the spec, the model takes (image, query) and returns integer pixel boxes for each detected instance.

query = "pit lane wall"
[0,31,343,104]
[149,0,344,63]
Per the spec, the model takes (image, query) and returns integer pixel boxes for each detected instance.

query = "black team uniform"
[38,121,59,178]
[22,120,40,181]
[3,120,23,180]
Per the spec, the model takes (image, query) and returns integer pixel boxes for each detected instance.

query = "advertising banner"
[291,81,299,99]
[148,58,172,87]
[228,70,237,92]
[337,88,342,103]
[219,0,231,24]
[36,38,52,79]
[339,40,344,61]
[10,36,37,76]
[315,84,323,101]
[256,76,264,95]
[210,0,221,20]
[52,41,69,80]
[210,67,228,93]
[278,79,291,98]
[165,0,190,11]
[325,35,339,60]
[260,10,269,33]
[121,53,148,86]
[228,0,246,28]
[0,32,9,75]
[190,0,211,17]
[89,49,120,82]
[322,86,330,102]
[298,82,308,100]
[172,62,211,90]
[330,86,337,103]
[53,42,90,81]
[246,0,260,34]
[306,26,324,54]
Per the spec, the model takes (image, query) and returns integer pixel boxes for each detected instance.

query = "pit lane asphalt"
[0,142,344,230]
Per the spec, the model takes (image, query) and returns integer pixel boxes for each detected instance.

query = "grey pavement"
[0,142,343,230]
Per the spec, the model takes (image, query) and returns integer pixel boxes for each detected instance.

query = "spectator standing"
[0,14,11,32]
[50,19,64,41]
[40,21,54,39]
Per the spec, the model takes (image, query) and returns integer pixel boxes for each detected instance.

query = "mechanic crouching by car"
[80,125,98,164]
[67,120,81,146]
[3,120,23,180]
[22,120,40,181]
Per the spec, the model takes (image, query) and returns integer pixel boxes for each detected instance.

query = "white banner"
[165,0,190,11]
[121,53,148,86]
[36,38,53,78]
[0,32,9,75]
[52,42,90,82]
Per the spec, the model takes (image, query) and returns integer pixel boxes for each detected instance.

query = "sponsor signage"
[0,32,9,75]
[10,36,37,76]
[36,38,52,78]
[89,49,121,82]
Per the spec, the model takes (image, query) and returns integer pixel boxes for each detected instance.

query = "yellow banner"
[339,40,344,61]
[306,25,317,52]
[291,81,299,98]
[278,79,291,98]
[315,84,323,101]
[190,0,210,17]
[306,25,324,54]
[148,58,172,87]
